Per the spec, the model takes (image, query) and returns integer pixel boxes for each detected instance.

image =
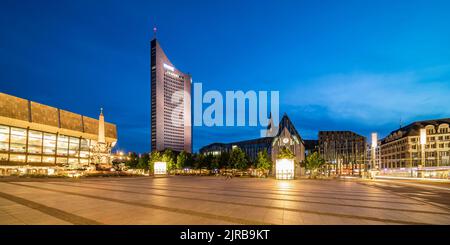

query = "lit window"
[42,156,55,163]
[68,158,79,164]
[0,153,8,161]
[27,155,41,163]
[56,157,68,164]
[9,154,26,163]
[0,125,10,151]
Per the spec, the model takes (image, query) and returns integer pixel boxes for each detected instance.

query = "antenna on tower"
[153,26,157,39]
[399,117,403,129]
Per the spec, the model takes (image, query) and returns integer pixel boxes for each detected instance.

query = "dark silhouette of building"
[304,140,319,156]
[318,131,366,176]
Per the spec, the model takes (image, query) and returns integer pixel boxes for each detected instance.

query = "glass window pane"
[27,155,41,163]
[69,137,79,144]
[80,158,89,164]
[56,157,68,164]
[42,156,55,163]
[69,142,79,150]
[28,137,42,146]
[10,143,26,153]
[0,153,8,161]
[58,135,69,143]
[10,134,26,144]
[0,142,8,151]
[81,138,89,147]
[43,139,56,147]
[80,151,90,158]
[28,130,42,139]
[0,125,9,134]
[10,154,26,163]
[68,158,79,164]
[44,133,56,141]
[57,135,68,156]
[57,147,68,156]
[11,127,26,136]
[28,145,42,154]
[0,132,9,143]
[68,149,78,157]
[43,147,56,155]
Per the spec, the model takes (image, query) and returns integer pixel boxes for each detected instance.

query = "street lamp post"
[419,128,427,177]
[371,132,378,170]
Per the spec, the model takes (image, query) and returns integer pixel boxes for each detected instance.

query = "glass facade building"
[151,38,192,153]
[0,124,95,167]
[0,92,117,175]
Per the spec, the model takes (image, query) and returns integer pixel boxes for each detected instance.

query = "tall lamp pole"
[420,128,427,177]
[370,132,378,179]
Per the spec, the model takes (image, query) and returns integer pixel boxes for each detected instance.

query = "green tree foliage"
[185,152,194,168]
[148,151,162,172]
[256,149,272,170]
[229,147,248,170]
[193,153,203,169]
[137,153,150,170]
[210,156,219,170]
[305,152,325,178]
[126,152,139,168]
[202,154,214,169]
[218,152,230,169]
[162,148,175,170]
[176,150,188,169]
[278,146,295,159]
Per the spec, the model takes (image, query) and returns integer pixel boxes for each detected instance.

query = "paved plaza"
[0,176,449,225]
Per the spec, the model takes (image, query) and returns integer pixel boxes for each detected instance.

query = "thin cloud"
[284,66,450,126]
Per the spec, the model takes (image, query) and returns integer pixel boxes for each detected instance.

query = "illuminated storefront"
[0,124,95,168]
[154,161,167,175]
[275,158,295,180]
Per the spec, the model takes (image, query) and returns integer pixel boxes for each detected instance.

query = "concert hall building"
[151,38,192,153]
[0,92,117,176]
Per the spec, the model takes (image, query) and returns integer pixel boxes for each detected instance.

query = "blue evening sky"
[1,0,449,153]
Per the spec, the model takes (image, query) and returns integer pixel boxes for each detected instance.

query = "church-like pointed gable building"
[199,113,305,177]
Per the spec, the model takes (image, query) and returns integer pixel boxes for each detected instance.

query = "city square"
[1,1,450,239]
[0,176,449,225]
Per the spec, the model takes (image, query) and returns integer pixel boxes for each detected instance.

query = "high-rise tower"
[150,38,192,153]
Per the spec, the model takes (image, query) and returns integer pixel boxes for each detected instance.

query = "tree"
[256,149,272,171]
[185,152,194,168]
[305,152,325,178]
[148,151,162,173]
[278,146,295,159]
[162,149,175,171]
[176,150,188,169]
[208,155,219,170]
[195,154,202,168]
[229,147,248,170]
[202,154,214,169]
[137,153,150,170]
[126,152,139,168]
[218,152,230,169]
